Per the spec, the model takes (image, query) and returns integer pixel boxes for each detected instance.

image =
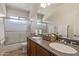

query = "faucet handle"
[70,41,76,45]
[61,39,65,42]
[74,35,79,37]
[59,39,64,43]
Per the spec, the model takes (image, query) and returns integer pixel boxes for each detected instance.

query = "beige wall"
[0,4,6,17]
[6,6,28,17]
[0,18,5,41]
[0,4,6,44]
[47,4,79,38]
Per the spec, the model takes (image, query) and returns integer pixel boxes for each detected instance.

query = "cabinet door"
[30,41,36,56]
[27,38,36,56]
[27,38,31,56]
[36,45,50,56]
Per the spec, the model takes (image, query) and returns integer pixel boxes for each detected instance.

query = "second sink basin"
[32,37,42,40]
[49,42,77,54]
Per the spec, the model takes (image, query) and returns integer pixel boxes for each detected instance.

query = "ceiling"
[6,3,64,21]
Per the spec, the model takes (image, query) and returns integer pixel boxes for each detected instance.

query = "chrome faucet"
[70,41,76,45]
[59,39,67,44]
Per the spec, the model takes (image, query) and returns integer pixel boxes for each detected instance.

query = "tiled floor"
[1,49,27,56]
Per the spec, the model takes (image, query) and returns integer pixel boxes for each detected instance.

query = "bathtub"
[0,42,27,52]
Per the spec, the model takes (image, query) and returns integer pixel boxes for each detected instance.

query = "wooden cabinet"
[36,45,50,56]
[27,38,31,56]
[27,38,37,56]
[27,38,56,56]
[30,41,36,56]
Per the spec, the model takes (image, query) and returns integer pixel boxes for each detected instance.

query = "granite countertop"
[28,37,79,56]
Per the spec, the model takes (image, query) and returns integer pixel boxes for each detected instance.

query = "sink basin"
[32,37,42,43]
[32,37,42,40]
[49,42,77,54]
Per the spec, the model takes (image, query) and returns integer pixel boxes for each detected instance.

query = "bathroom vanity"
[27,36,79,56]
[27,37,55,56]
